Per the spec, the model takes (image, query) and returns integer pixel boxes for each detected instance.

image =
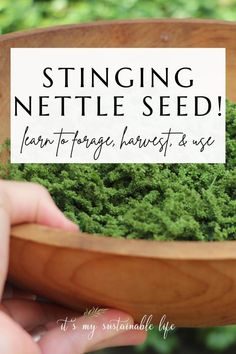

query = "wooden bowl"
[1,19,236,327]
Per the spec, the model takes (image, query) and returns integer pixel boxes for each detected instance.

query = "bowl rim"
[11,223,236,261]
[1,18,236,42]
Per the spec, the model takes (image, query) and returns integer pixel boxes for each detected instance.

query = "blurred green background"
[1,0,236,353]
[1,0,236,34]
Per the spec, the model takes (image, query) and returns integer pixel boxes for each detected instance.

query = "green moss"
[1,101,236,241]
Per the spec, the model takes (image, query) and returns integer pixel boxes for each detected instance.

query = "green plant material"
[137,327,180,354]
[198,326,236,352]
[1,0,236,35]
[1,100,236,241]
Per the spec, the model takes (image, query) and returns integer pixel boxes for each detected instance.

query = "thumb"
[39,310,143,354]
[0,180,78,232]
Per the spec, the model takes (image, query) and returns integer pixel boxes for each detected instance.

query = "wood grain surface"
[0,20,236,326]
[10,224,236,327]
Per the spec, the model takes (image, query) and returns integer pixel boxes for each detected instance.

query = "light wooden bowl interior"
[1,19,236,327]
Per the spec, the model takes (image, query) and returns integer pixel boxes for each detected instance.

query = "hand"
[0,180,146,354]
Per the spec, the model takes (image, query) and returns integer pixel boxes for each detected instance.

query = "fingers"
[39,310,140,354]
[2,300,147,352]
[0,191,10,299]
[1,299,81,331]
[0,311,40,354]
[0,180,78,232]
[91,328,147,351]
